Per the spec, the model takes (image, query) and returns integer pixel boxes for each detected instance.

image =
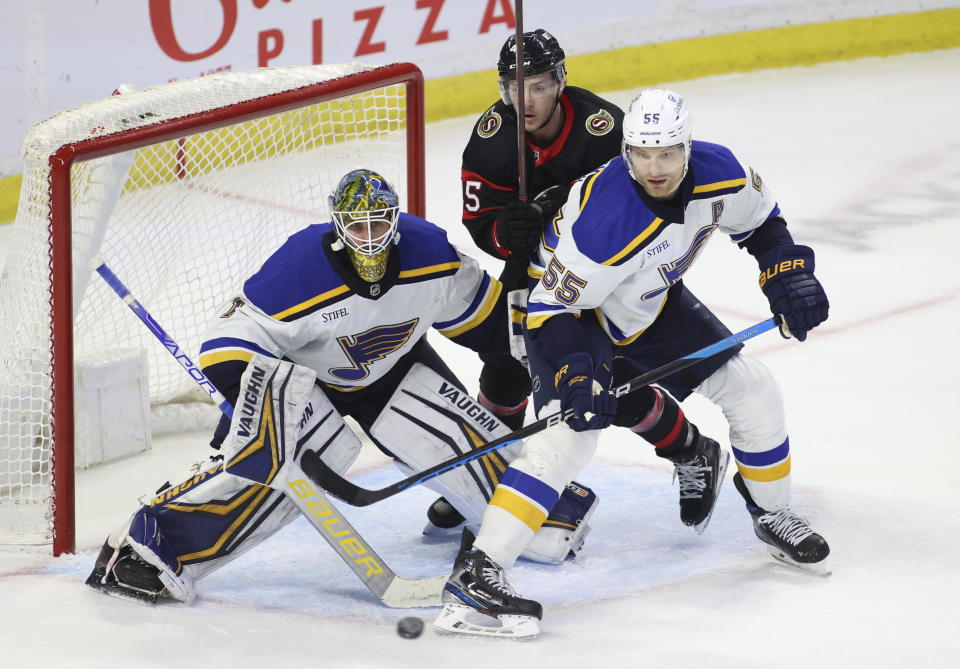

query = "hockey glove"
[555,353,617,432]
[493,201,543,256]
[757,244,829,341]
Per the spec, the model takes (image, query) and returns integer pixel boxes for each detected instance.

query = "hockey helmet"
[497,29,566,81]
[329,169,400,282]
[621,89,693,181]
[497,30,566,108]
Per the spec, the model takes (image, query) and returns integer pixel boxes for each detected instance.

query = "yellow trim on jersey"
[440,279,502,338]
[324,382,367,392]
[578,169,605,213]
[177,485,273,562]
[692,178,747,194]
[607,294,670,346]
[271,284,350,321]
[199,349,253,369]
[489,487,548,532]
[737,457,792,483]
[602,217,664,266]
[398,260,461,279]
[525,310,581,330]
[527,265,544,280]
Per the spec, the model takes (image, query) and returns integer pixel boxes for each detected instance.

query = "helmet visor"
[498,70,563,107]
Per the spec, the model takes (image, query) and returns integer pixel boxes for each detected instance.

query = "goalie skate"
[85,541,167,605]
[734,473,831,576]
[433,529,542,640]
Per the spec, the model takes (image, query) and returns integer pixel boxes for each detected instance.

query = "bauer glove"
[757,244,829,341]
[555,353,617,432]
[493,201,543,256]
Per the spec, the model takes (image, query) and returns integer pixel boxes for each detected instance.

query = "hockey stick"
[514,0,527,201]
[301,317,779,507]
[90,256,445,608]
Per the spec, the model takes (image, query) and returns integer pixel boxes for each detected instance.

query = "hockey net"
[0,62,424,555]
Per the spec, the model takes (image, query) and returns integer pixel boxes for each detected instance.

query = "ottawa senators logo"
[477,109,502,138]
[585,109,615,136]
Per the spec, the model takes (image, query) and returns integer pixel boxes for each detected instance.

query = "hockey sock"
[473,466,561,569]
[478,392,528,431]
[630,387,698,461]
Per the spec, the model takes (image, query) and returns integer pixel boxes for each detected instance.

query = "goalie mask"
[621,89,693,190]
[329,169,400,282]
[496,29,567,110]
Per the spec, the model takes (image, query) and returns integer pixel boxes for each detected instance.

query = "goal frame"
[44,62,425,555]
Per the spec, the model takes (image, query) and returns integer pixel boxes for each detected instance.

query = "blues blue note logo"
[641,224,717,300]
[330,318,419,381]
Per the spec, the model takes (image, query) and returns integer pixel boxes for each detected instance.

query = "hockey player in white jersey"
[85,169,597,605]
[435,90,831,639]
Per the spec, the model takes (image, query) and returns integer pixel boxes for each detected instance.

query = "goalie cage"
[0,62,425,555]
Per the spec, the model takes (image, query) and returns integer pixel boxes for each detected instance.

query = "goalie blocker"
[87,356,596,603]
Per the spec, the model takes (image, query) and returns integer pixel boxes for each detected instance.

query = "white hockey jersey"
[527,140,779,344]
[199,214,505,393]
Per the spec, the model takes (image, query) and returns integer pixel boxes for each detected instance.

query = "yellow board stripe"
[199,349,253,369]
[737,456,792,483]
[441,278,502,338]
[602,217,664,266]
[489,487,547,532]
[398,260,461,279]
[272,284,350,321]
[422,9,960,123]
[692,178,747,194]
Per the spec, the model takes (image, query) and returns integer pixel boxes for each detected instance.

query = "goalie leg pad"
[370,363,521,526]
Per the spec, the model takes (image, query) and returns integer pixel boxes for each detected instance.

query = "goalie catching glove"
[757,244,829,341]
[555,353,617,432]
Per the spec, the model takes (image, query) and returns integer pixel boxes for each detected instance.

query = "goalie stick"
[300,317,780,507]
[90,256,445,608]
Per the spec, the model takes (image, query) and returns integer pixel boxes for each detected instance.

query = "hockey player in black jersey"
[432,29,727,540]
[459,29,623,433]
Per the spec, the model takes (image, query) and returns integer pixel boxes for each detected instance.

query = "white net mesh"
[0,63,418,549]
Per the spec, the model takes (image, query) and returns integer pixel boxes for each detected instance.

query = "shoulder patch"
[585,109,615,136]
[477,109,502,139]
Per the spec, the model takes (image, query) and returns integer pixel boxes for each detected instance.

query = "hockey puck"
[396,616,424,639]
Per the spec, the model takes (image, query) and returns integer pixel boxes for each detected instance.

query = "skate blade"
[86,579,163,606]
[768,548,832,577]
[693,449,730,536]
[433,603,540,640]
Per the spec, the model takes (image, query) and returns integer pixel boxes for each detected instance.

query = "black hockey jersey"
[460,86,624,264]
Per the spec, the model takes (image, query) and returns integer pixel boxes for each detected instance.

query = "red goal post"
[0,62,424,556]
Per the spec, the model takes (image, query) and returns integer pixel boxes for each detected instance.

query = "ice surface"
[1,49,958,668]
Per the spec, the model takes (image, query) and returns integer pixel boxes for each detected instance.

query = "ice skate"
[433,529,542,640]
[734,472,831,576]
[85,541,167,605]
[671,435,729,533]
